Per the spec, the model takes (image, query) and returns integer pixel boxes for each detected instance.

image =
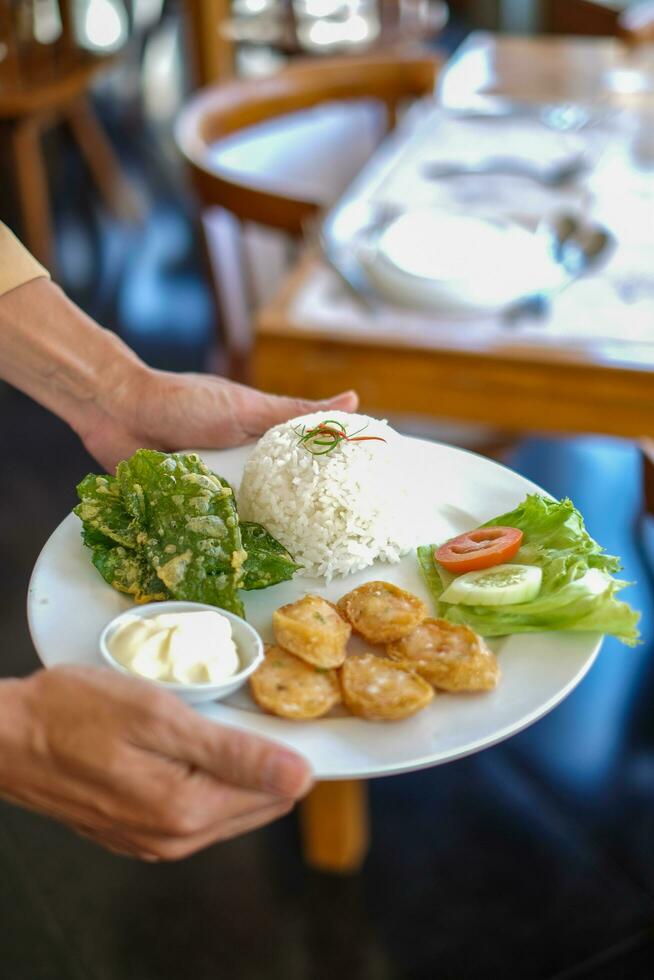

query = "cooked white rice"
[238,412,418,580]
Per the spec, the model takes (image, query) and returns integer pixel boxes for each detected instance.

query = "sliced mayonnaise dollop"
[108,610,240,685]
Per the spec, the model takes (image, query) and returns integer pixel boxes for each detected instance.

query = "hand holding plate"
[0,666,312,860]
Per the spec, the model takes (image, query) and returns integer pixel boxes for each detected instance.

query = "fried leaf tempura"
[75,450,297,617]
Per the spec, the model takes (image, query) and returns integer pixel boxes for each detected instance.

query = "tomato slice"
[434,526,523,574]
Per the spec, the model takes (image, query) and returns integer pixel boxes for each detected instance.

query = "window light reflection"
[33,0,63,45]
[294,0,349,16]
[78,0,128,52]
[233,0,276,14]
[294,0,380,50]
[306,12,374,46]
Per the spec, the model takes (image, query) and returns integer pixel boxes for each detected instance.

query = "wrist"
[0,278,147,438]
[73,340,153,448]
[0,677,33,793]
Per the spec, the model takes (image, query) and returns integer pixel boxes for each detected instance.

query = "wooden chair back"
[175,52,441,234]
[0,0,135,269]
[0,0,121,118]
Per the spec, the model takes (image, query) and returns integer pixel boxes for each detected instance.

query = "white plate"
[27,437,601,780]
[359,210,566,315]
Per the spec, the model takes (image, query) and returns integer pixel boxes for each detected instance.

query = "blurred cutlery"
[545,212,616,276]
[504,213,616,322]
[422,155,589,188]
[443,100,612,132]
[313,229,377,311]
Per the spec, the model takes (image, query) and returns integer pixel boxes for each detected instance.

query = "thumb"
[248,389,359,433]
[152,705,314,798]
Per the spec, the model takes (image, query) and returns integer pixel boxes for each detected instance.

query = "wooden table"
[253,33,654,875]
[257,256,654,438]
[254,33,654,439]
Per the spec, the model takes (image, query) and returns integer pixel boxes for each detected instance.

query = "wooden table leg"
[66,96,143,222]
[299,779,369,873]
[11,117,54,270]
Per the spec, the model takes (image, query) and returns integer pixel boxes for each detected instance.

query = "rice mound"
[238,412,418,580]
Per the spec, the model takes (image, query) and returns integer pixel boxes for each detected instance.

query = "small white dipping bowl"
[99,601,264,705]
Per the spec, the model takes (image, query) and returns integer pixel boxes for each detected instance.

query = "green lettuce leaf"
[417,494,640,646]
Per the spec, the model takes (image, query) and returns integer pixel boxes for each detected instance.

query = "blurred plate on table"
[358,209,567,315]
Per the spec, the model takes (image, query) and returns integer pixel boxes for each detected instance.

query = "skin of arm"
[0,277,357,470]
[0,276,358,859]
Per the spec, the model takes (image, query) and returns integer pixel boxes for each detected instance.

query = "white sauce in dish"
[108,610,240,685]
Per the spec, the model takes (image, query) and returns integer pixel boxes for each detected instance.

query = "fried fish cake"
[337,581,427,644]
[340,653,434,721]
[386,619,499,692]
[272,594,351,668]
[250,646,341,720]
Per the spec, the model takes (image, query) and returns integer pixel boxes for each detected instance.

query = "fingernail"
[324,389,357,404]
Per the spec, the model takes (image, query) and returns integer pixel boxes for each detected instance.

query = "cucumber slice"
[440,563,542,607]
